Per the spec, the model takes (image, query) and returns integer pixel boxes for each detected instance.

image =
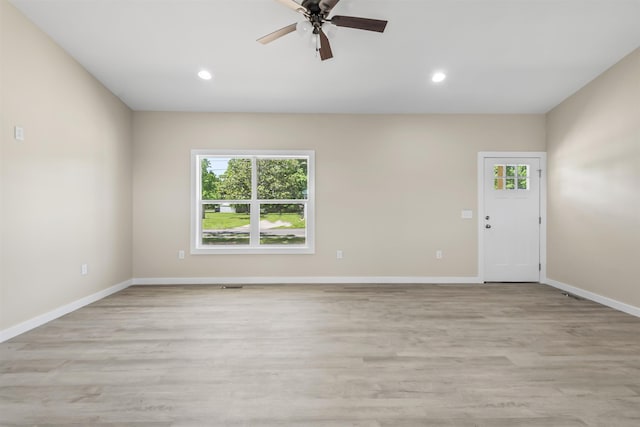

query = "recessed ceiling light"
[431,71,447,83]
[198,70,213,81]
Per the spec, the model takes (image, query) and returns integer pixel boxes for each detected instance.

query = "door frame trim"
[477,152,547,283]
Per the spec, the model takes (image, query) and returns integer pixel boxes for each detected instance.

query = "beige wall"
[4,0,636,335]
[0,1,133,329]
[546,48,640,307]
[133,113,545,279]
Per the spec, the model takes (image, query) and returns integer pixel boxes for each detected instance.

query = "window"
[191,150,315,254]
[494,164,530,191]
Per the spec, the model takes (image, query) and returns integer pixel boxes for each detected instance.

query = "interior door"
[484,157,540,282]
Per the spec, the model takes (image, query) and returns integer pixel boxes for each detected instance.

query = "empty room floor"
[1,283,639,426]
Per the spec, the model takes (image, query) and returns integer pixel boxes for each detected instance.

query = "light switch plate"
[14,126,25,141]
[461,209,473,219]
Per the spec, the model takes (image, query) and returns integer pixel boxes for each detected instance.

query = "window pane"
[505,165,516,177]
[506,178,516,189]
[201,158,221,200]
[494,165,504,178]
[201,204,250,245]
[215,158,252,200]
[494,178,504,190]
[257,159,308,200]
[259,204,306,245]
[518,178,529,190]
[517,164,529,177]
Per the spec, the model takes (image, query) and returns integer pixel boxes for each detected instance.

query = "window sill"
[191,246,315,255]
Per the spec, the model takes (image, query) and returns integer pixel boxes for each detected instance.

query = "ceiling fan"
[257,0,388,61]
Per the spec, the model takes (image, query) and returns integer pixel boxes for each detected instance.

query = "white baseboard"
[132,276,482,286]
[0,279,133,343]
[543,277,640,318]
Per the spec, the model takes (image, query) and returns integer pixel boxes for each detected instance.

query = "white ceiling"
[9,0,640,114]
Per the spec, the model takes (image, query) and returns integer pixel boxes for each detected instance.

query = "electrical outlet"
[336,250,343,260]
[178,250,185,259]
[436,250,443,259]
[81,264,88,275]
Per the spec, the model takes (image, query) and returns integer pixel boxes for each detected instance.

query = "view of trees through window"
[494,164,530,190]
[199,156,309,247]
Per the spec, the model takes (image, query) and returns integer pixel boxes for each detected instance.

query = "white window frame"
[191,149,315,255]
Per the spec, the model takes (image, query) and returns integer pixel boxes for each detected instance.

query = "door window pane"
[494,163,530,191]
[518,178,529,190]
[518,165,530,190]
[517,165,529,177]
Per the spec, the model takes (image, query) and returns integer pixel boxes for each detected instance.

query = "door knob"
[485,224,492,229]
[485,216,490,220]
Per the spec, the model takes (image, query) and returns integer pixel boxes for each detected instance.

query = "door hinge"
[539,263,542,271]
[538,169,542,178]
[539,216,542,225]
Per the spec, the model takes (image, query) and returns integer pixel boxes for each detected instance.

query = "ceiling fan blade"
[318,29,333,61]
[330,15,388,33]
[257,23,298,44]
[275,0,308,14]
[319,0,340,13]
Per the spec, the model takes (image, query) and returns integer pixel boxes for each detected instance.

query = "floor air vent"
[561,291,583,300]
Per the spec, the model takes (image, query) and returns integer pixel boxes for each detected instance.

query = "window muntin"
[192,151,314,254]
[494,164,530,191]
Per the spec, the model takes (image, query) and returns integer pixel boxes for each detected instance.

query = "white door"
[483,157,540,282]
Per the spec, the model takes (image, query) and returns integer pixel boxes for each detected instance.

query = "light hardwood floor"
[1,284,640,426]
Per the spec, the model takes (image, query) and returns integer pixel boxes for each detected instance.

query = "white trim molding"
[191,149,315,255]
[477,151,547,283]
[0,279,132,343]
[133,276,482,286]
[544,278,640,318]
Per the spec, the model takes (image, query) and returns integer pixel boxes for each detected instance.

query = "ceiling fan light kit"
[258,0,388,61]
[296,20,313,36]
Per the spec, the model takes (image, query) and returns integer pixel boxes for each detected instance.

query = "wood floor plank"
[1,283,639,426]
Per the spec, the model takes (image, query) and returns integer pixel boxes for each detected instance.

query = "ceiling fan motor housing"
[301,0,327,32]
[301,0,325,16]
